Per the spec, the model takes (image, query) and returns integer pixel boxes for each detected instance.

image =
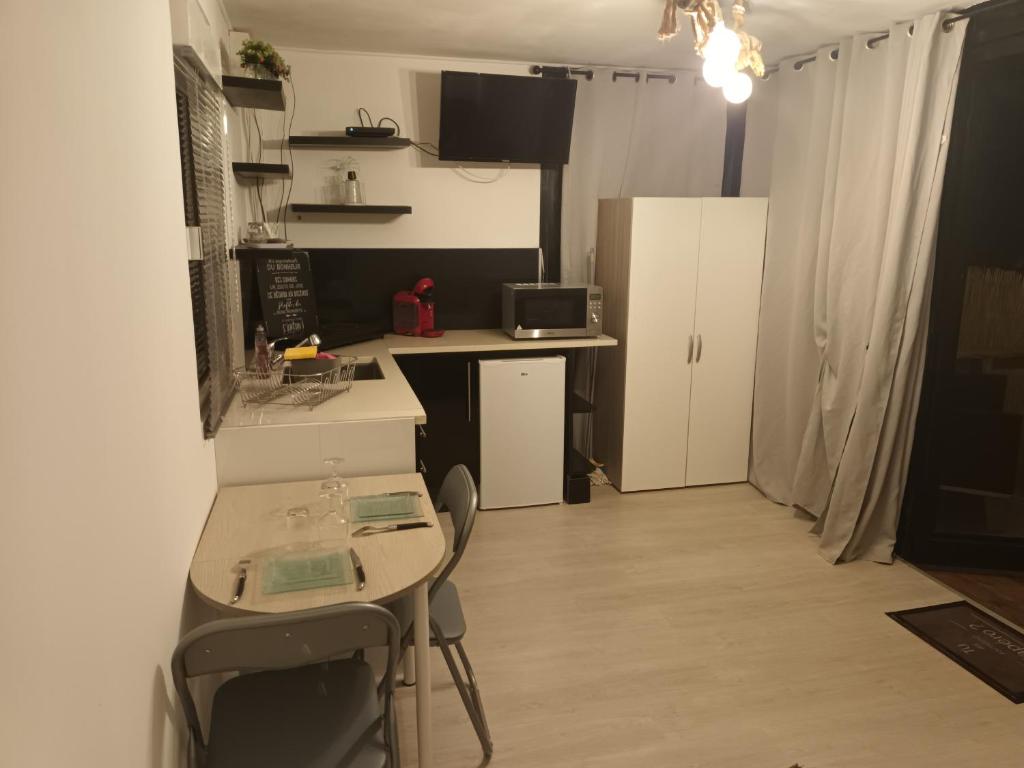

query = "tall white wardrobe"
[594,197,767,492]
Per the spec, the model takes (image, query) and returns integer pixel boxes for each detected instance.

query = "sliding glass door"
[900,4,1024,570]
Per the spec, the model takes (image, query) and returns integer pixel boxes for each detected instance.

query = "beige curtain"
[561,70,725,283]
[750,13,967,563]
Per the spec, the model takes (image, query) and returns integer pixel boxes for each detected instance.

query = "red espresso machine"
[393,278,445,337]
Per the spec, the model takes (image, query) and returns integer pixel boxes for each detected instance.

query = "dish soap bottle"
[344,170,365,205]
[254,322,271,376]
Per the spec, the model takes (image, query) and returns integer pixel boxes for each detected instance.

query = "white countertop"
[219,330,617,430]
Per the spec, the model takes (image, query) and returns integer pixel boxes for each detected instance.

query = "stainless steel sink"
[352,358,384,381]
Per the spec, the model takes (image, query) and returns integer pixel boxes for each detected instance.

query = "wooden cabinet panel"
[595,197,767,492]
[620,198,701,491]
[685,198,767,486]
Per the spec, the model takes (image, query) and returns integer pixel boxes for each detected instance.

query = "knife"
[231,558,251,604]
[353,521,434,537]
[349,548,366,591]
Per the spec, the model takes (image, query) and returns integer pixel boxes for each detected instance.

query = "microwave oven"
[501,283,603,339]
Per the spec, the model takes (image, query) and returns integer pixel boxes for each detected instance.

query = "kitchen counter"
[384,329,618,356]
[219,337,424,428]
[219,331,618,429]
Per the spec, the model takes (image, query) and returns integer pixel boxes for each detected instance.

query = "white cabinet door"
[620,198,702,491]
[685,198,767,486]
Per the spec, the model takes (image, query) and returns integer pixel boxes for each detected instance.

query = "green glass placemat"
[262,549,352,594]
[351,494,423,522]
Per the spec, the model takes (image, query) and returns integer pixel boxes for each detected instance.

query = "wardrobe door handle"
[687,334,694,364]
[695,334,702,363]
[466,362,472,422]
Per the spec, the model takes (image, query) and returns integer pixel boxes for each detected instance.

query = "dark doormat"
[888,601,1024,703]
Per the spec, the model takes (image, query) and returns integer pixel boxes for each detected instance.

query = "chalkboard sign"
[254,251,319,340]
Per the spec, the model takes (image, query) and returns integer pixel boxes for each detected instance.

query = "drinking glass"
[283,505,315,546]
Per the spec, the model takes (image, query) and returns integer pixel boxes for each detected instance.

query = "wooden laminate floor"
[395,484,1023,768]
[919,567,1024,631]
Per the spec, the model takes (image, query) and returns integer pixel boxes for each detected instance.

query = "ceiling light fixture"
[658,0,764,104]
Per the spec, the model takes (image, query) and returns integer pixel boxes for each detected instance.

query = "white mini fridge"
[479,356,565,509]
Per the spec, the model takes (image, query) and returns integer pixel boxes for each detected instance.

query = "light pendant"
[703,23,741,68]
[702,58,733,88]
[723,71,753,104]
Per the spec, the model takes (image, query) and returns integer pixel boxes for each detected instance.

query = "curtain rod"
[761,0,1013,76]
[529,65,595,80]
[529,65,683,83]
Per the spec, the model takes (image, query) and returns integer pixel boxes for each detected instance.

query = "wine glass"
[318,488,350,542]
[321,456,346,492]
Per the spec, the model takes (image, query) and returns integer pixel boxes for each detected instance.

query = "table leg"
[414,581,432,768]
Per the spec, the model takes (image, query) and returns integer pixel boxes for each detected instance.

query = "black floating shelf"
[288,135,412,149]
[232,162,291,180]
[290,203,412,216]
[222,75,285,111]
[571,394,595,414]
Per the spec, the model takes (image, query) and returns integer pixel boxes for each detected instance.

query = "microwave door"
[513,287,588,338]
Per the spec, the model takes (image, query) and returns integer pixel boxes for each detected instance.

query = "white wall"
[230,48,540,249]
[0,2,218,766]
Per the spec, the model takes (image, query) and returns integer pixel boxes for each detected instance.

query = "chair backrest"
[431,464,479,599]
[171,602,400,752]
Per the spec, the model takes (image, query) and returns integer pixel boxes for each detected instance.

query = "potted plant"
[237,40,291,80]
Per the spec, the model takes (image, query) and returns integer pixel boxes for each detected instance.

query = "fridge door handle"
[695,334,702,363]
[687,334,694,364]
[466,362,472,422]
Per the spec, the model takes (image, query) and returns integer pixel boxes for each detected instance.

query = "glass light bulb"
[702,58,733,88]
[723,71,753,104]
[704,23,742,67]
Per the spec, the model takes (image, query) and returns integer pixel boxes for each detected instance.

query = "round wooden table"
[190,472,446,768]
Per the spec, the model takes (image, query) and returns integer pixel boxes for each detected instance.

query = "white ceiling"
[222,0,961,70]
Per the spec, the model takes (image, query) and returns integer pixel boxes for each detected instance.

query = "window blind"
[174,56,236,438]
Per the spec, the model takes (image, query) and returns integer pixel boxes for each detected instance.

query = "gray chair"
[392,464,493,757]
[171,603,401,768]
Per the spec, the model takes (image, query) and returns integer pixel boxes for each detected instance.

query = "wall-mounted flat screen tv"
[438,71,577,164]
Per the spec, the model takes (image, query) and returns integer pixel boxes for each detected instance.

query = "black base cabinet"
[397,353,480,495]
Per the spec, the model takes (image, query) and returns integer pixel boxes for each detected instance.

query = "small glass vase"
[246,65,276,80]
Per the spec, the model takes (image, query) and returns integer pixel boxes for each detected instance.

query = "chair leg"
[432,620,492,757]
[455,640,493,755]
[385,692,400,768]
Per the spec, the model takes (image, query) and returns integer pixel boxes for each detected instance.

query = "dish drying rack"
[234,357,357,410]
